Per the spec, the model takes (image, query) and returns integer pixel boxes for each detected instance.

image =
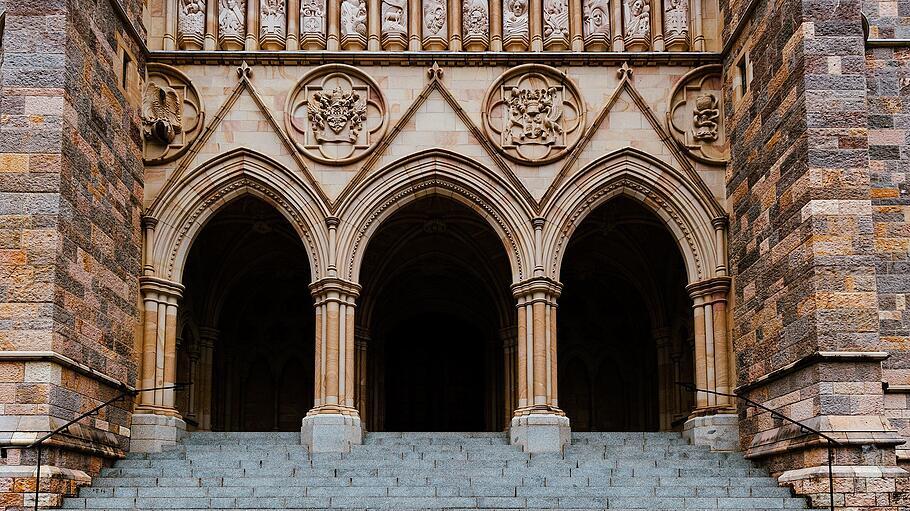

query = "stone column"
[186,341,200,422]
[204,0,218,49]
[500,327,517,430]
[302,278,363,452]
[133,276,187,453]
[354,327,370,427]
[164,0,177,50]
[653,327,672,431]
[286,0,301,49]
[509,277,570,452]
[682,276,736,451]
[197,328,217,431]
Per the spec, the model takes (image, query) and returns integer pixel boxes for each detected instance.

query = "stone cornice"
[0,351,134,392]
[736,351,891,394]
[147,50,722,67]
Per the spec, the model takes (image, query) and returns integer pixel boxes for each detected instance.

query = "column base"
[301,413,362,453]
[510,413,570,453]
[129,413,186,453]
[682,412,739,451]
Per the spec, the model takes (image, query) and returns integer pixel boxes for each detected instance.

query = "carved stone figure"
[300,0,326,48]
[663,0,689,50]
[582,0,610,51]
[502,0,529,49]
[482,65,585,164]
[462,0,490,50]
[623,0,650,51]
[692,93,719,141]
[422,0,448,48]
[177,0,206,50]
[260,0,286,49]
[218,0,247,50]
[507,87,563,145]
[543,0,569,49]
[381,0,408,50]
[306,86,368,143]
[143,82,183,145]
[341,0,368,48]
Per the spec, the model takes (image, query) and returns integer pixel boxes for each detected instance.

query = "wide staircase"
[62,431,808,510]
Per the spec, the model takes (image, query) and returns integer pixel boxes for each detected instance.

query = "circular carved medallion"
[667,64,728,165]
[286,64,388,165]
[142,63,205,165]
[482,64,585,165]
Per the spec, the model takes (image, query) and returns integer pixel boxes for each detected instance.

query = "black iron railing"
[3,383,188,511]
[677,382,842,511]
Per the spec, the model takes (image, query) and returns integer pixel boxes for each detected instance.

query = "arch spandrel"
[335,149,536,285]
[148,148,330,283]
[541,147,721,285]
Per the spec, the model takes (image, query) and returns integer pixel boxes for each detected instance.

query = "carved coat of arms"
[306,86,368,143]
[507,86,563,145]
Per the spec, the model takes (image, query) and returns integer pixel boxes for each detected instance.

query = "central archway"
[358,195,514,432]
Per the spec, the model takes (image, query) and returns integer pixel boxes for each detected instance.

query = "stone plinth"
[509,413,570,453]
[301,413,363,453]
[682,413,739,451]
[130,413,187,453]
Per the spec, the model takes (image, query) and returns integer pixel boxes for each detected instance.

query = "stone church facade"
[0,0,908,508]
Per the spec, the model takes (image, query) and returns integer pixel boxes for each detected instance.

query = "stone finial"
[427,62,444,80]
[237,61,253,79]
[617,61,633,79]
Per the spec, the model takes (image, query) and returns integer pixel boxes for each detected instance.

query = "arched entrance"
[558,196,695,432]
[358,195,513,432]
[176,196,315,431]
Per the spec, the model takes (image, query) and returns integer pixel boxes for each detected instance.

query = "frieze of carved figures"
[177,0,206,50]
[462,0,489,50]
[422,0,448,49]
[502,0,529,50]
[623,0,650,51]
[663,0,689,50]
[142,64,205,164]
[381,0,408,50]
[543,0,569,50]
[286,65,388,165]
[667,64,728,165]
[300,0,326,49]
[341,0,368,49]
[482,64,585,164]
[260,0,286,49]
[218,0,246,50]
[582,0,610,51]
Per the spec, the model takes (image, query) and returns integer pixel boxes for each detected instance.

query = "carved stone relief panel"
[502,0,529,50]
[622,0,650,51]
[422,0,448,49]
[177,0,206,50]
[341,0,368,49]
[663,0,689,50]
[543,0,570,50]
[260,0,287,50]
[300,0,327,49]
[667,64,727,165]
[462,0,490,50]
[381,0,408,50]
[142,64,205,164]
[582,0,610,51]
[286,65,388,165]
[218,0,247,50]
[482,64,585,164]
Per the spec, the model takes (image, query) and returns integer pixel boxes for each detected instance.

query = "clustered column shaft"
[686,277,733,411]
[138,276,184,414]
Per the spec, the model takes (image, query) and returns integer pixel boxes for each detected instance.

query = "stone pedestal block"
[130,413,186,453]
[301,413,363,453]
[683,413,739,451]
[510,413,570,453]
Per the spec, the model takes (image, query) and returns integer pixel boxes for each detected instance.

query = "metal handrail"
[6,383,189,511]
[676,382,842,511]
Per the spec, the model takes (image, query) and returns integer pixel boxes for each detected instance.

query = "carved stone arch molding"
[482,64,586,165]
[285,64,389,165]
[142,63,205,164]
[335,149,536,284]
[667,64,728,165]
[541,148,721,284]
[147,149,330,283]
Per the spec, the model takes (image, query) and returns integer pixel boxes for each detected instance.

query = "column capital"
[309,277,362,304]
[711,216,729,229]
[198,327,219,346]
[685,276,731,301]
[141,215,159,230]
[511,277,563,303]
[139,276,185,301]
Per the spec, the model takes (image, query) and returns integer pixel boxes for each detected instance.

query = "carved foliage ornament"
[483,65,585,165]
[667,64,728,165]
[286,65,388,165]
[142,64,204,164]
[177,0,206,50]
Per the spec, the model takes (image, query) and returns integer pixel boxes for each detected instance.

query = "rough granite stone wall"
[0,0,145,508]
[723,0,910,503]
